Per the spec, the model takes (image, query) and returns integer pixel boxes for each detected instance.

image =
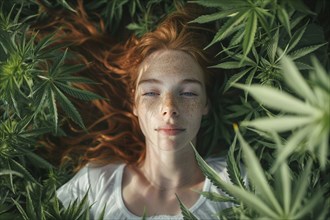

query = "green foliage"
[192,0,326,94]
[235,54,329,170]
[0,2,103,219]
[191,128,326,219]
[176,193,198,220]
[83,0,186,36]
[0,0,329,219]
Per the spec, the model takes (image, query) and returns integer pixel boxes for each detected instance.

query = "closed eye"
[180,92,198,97]
[142,92,159,96]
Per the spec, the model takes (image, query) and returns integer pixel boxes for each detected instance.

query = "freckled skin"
[133,49,209,151]
[123,49,209,216]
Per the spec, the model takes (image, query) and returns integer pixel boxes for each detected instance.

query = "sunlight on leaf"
[241,116,316,132]
[191,141,280,218]
[234,126,283,216]
[280,50,315,103]
[243,10,257,58]
[176,194,198,220]
[234,84,321,116]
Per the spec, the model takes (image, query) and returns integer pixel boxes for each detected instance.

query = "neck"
[140,141,203,191]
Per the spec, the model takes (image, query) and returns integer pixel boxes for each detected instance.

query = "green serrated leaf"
[272,125,311,171]
[226,134,245,188]
[234,84,320,116]
[288,43,327,61]
[8,159,40,185]
[311,56,330,92]
[290,159,312,215]
[189,0,248,9]
[26,187,38,220]
[279,53,316,103]
[34,32,57,55]
[212,61,247,69]
[243,10,257,57]
[190,142,227,190]
[295,61,313,70]
[244,67,257,101]
[49,49,68,77]
[191,142,279,218]
[190,9,239,24]
[318,133,328,170]
[25,151,54,169]
[255,7,272,34]
[200,191,236,203]
[49,88,58,132]
[241,116,316,132]
[9,92,21,118]
[176,194,198,220]
[56,76,98,84]
[224,68,253,92]
[55,64,85,78]
[0,169,23,177]
[230,51,257,66]
[55,82,103,101]
[206,11,248,48]
[288,0,315,14]
[267,28,279,63]
[287,23,307,53]
[11,198,29,220]
[279,163,291,214]
[32,82,49,116]
[229,27,245,46]
[72,190,90,218]
[97,204,106,220]
[52,86,86,129]
[293,189,323,219]
[277,7,291,36]
[59,0,77,13]
[235,127,283,216]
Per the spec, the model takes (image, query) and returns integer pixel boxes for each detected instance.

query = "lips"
[155,126,186,136]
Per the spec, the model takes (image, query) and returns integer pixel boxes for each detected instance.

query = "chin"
[156,138,192,152]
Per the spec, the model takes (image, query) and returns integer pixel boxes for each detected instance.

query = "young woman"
[55,5,234,219]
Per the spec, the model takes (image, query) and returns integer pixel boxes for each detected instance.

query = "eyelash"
[180,92,197,97]
[142,92,197,97]
[142,92,159,96]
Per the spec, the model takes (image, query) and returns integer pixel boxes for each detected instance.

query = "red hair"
[35,2,219,170]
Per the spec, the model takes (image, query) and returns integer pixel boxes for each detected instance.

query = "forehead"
[136,50,205,84]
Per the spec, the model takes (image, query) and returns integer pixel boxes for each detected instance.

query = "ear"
[203,99,210,116]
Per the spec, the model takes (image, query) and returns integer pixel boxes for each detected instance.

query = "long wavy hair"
[36,2,221,170]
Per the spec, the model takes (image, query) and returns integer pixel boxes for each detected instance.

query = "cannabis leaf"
[33,49,103,131]
[235,54,329,169]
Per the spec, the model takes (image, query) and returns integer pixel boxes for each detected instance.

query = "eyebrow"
[138,78,203,87]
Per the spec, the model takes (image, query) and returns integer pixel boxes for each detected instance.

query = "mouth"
[155,126,186,136]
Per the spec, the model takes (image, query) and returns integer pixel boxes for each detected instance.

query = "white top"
[57,157,233,219]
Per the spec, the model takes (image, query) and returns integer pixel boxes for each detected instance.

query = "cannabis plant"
[0,0,328,219]
[186,53,329,220]
[179,0,329,219]
[0,2,102,218]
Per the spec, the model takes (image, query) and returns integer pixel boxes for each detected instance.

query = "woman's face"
[133,49,209,151]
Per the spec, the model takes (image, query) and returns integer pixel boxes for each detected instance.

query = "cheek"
[135,97,159,122]
[180,99,205,118]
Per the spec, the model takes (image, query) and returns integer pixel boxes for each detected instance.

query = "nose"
[161,94,179,118]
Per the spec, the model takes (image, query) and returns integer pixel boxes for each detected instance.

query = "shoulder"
[205,157,229,180]
[206,157,227,169]
[205,156,247,185]
[56,163,123,207]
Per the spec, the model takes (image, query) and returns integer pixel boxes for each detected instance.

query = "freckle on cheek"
[180,100,202,117]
